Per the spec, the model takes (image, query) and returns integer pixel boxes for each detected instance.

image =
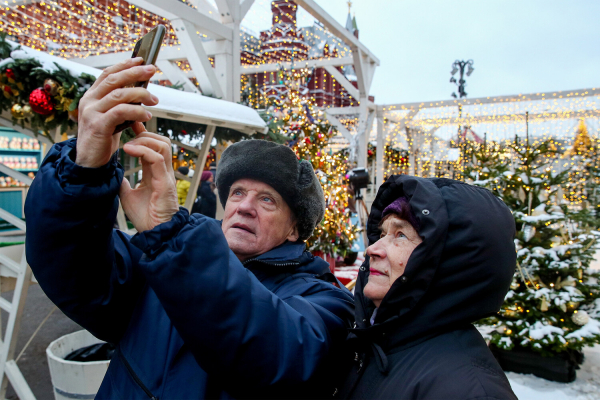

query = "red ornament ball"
[5,69,15,80]
[29,88,54,116]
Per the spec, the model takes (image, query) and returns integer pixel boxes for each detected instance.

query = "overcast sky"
[242,0,600,106]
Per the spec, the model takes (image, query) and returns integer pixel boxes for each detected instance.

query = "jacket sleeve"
[24,139,147,343]
[130,212,354,395]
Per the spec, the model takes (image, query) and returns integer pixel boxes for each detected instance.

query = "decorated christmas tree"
[465,132,600,380]
[261,67,359,257]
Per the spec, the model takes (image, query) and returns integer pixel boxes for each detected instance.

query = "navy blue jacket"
[25,139,354,399]
[339,176,518,400]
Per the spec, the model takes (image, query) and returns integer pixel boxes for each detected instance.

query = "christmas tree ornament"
[522,225,536,242]
[29,88,54,115]
[5,68,15,81]
[43,78,59,96]
[22,104,32,118]
[10,104,24,119]
[567,301,580,310]
[539,297,549,312]
[571,310,589,326]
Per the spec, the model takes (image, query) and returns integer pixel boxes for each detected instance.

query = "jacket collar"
[242,241,328,282]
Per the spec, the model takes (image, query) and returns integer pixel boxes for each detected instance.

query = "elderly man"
[25,58,353,399]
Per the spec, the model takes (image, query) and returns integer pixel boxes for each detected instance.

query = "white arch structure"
[372,88,600,192]
[69,0,380,169]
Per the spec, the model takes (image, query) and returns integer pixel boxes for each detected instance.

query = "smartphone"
[113,24,166,134]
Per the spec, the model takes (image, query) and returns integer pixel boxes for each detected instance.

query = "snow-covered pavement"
[507,345,600,400]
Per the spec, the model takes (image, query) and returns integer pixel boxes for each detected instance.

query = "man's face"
[222,179,299,261]
[363,215,422,308]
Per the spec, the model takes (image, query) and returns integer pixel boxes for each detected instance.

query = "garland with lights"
[261,67,359,257]
[462,136,600,381]
[0,34,95,141]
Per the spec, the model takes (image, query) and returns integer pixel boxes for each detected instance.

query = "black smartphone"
[113,24,166,134]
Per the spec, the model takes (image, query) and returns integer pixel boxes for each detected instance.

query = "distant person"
[176,166,190,205]
[191,170,217,218]
[339,175,518,399]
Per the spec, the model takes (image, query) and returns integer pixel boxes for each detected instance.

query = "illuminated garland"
[261,66,359,256]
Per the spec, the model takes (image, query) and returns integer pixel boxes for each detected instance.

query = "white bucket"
[46,330,110,400]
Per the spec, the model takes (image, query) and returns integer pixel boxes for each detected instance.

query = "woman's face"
[363,214,423,308]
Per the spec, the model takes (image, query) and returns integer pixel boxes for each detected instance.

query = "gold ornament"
[539,297,549,312]
[571,310,589,326]
[10,104,24,119]
[43,78,59,96]
[22,104,32,118]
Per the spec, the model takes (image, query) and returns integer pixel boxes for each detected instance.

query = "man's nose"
[366,241,386,259]
[237,195,257,217]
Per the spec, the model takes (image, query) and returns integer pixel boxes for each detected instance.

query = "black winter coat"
[192,180,217,218]
[339,176,519,400]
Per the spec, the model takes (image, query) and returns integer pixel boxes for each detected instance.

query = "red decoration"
[304,137,311,144]
[181,129,188,135]
[29,88,54,116]
[5,69,15,80]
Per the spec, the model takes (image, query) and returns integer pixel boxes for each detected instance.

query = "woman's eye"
[233,190,242,196]
[262,197,273,203]
[395,232,406,239]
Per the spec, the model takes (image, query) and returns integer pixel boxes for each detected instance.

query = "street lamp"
[450,59,474,98]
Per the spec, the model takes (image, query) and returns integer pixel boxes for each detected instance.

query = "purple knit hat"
[381,196,420,231]
[201,171,213,181]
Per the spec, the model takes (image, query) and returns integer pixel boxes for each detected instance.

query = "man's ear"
[286,223,300,243]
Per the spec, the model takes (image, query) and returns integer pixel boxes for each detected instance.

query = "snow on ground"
[507,345,600,400]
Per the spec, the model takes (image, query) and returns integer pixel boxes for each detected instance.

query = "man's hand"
[76,57,159,168]
[120,126,180,232]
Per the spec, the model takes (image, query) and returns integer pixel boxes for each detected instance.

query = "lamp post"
[450,59,474,99]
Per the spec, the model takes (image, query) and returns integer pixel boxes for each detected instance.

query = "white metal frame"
[373,88,600,192]
[70,0,380,167]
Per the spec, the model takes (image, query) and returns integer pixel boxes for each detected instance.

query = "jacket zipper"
[242,258,300,268]
[118,349,159,400]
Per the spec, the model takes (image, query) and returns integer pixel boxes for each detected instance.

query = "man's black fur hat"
[216,140,325,241]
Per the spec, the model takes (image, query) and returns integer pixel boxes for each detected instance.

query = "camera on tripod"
[347,168,370,199]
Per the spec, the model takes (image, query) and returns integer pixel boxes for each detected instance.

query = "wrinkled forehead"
[379,214,413,233]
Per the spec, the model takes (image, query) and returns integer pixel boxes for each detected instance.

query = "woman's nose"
[366,241,386,259]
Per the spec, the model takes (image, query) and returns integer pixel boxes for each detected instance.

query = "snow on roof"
[10,44,267,135]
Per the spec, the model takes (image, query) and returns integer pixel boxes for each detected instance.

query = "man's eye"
[233,190,242,196]
[395,232,406,239]
[262,197,273,203]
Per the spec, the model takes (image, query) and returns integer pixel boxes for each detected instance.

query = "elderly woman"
[339,175,518,399]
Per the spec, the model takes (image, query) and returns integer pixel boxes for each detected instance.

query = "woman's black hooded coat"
[339,176,518,400]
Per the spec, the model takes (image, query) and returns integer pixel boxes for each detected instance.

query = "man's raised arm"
[25,58,173,343]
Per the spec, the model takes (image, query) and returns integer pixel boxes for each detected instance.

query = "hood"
[353,176,516,348]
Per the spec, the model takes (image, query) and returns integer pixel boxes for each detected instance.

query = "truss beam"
[155,60,200,93]
[323,65,359,100]
[383,88,600,111]
[294,0,379,66]
[241,56,354,74]
[127,0,233,40]
[172,19,224,98]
